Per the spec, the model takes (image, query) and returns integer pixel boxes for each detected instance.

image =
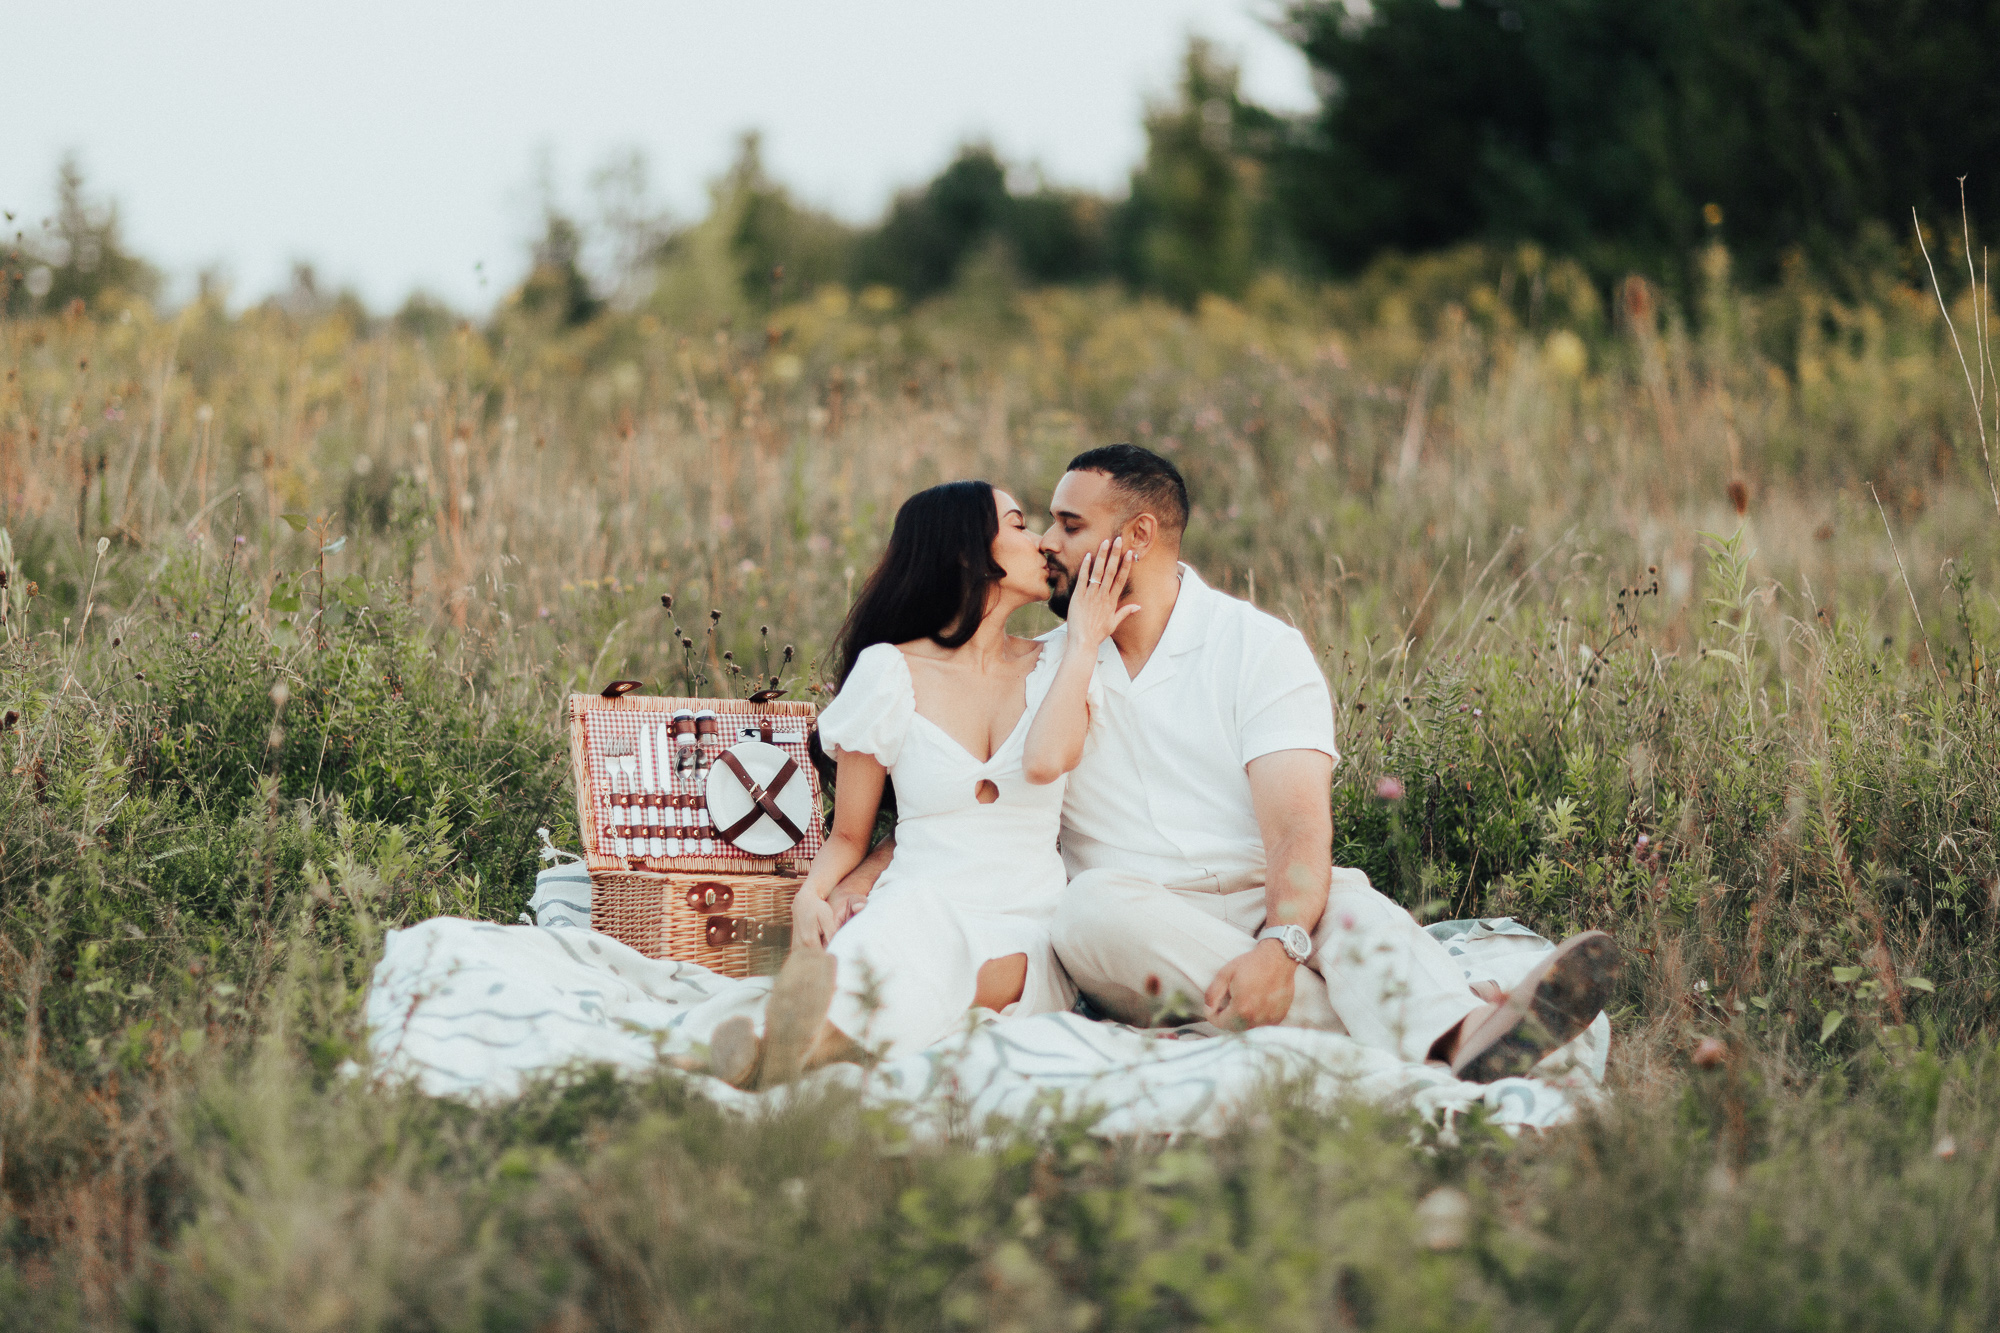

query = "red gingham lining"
[579,705,825,870]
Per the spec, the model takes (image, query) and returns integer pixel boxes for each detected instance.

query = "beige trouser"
[1050,866,1482,1064]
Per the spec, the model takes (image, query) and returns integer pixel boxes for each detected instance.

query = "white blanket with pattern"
[364,914,1609,1136]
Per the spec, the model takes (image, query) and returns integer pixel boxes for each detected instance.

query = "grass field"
[6,239,2000,1328]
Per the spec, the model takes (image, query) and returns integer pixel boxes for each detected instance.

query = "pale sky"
[3,1,1314,313]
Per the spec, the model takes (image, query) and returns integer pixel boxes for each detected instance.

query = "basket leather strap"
[714,749,806,846]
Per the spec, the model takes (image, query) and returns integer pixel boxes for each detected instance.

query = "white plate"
[705,739,813,855]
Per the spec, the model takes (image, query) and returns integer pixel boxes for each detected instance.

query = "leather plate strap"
[714,749,806,846]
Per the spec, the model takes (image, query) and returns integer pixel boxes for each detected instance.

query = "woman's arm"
[791,749,887,949]
[1022,537,1138,784]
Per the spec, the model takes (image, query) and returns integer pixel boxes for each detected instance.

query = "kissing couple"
[708,444,1617,1090]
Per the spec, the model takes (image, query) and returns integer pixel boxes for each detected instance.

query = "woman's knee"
[973,953,1028,1010]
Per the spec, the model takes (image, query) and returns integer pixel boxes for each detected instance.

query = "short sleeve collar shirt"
[1041,563,1338,887]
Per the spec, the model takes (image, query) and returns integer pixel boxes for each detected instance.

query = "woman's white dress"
[815,640,1088,1058]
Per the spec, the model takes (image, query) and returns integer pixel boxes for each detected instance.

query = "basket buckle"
[705,915,760,948]
[683,881,736,914]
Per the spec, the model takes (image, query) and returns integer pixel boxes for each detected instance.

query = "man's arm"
[1248,748,1335,933]
[1203,749,1335,1028]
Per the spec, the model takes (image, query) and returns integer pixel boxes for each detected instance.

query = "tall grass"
[5,241,2000,1328]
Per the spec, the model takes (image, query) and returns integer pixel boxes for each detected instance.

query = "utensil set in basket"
[569,689,824,976]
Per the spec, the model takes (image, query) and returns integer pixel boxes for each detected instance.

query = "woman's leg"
[972,953,1028,1010]
[825,882,980,1059]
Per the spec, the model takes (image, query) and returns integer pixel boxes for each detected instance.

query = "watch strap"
[1258,923,1312,963]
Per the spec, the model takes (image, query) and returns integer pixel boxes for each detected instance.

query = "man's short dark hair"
[1064,443,1190,538]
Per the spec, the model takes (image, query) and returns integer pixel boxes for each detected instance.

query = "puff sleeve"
[816,642,915,769]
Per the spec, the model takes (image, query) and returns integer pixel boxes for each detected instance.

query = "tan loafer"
[755,946,839,1091]
[1451,931,1618,1083]
[706,1015,762,1089]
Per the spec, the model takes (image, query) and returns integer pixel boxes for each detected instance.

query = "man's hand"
[826,885,868,929]
[1204,938,1298,1029]
[791,892,838,952]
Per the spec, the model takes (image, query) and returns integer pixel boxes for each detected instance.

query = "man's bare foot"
[1448,932,1619,1083]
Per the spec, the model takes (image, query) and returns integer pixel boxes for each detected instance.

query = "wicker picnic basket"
[569,688,824,977]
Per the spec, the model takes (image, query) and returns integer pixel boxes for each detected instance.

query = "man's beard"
[1045,558,1076,619]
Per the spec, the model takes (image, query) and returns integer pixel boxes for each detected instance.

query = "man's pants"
[1050,867,1481,1063]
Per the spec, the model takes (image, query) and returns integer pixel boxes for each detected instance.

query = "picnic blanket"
[363,893,1610,1137]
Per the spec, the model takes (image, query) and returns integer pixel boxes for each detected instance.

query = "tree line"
[12,0,1999,321]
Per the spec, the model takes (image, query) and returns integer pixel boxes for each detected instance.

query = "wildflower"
[1936,1136,1958,1160]
[1415,1188,1471,1250]
[1691,1037,1726,1068]
[1374,776,1405,802]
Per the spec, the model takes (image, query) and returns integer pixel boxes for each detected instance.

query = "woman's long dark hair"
[833,479,1004,689]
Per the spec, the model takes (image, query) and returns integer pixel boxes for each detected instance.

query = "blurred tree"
[720,134,857,309]
[853,146,1112,299]
[1275,0,2000,285]
[643,133,855,325]
[4,155,158,316]
[515,210,602,327]
[1115,38,1286,305]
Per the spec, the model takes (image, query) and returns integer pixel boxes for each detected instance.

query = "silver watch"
[1258,922,1312,964]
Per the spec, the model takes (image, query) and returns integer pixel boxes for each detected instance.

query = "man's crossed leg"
[1052,866,1483,1065]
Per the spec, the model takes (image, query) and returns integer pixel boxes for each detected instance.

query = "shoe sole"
[755,947,839,1091]
[1453,931,1618,1083]
[707,1015,760,1089]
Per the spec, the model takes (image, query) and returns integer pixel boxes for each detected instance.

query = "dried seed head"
[661,594,673,610]
[783,645,795,662]
[1727,478,1749,516]
[0,709,18,731]
[709,609,721,622]
[722,651,733,661]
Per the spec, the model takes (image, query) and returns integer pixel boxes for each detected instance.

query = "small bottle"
[694,711,719,854]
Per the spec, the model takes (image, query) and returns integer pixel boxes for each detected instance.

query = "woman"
[710,479,1137,1088]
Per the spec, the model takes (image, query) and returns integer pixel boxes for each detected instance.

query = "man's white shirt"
[1040,563,1338,887]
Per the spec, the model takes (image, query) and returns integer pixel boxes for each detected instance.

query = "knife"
[638,725,657,861]
[648,727,669,858]
[624,756,643,857]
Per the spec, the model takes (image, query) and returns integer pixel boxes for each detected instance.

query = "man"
[839,444,1616,1079]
